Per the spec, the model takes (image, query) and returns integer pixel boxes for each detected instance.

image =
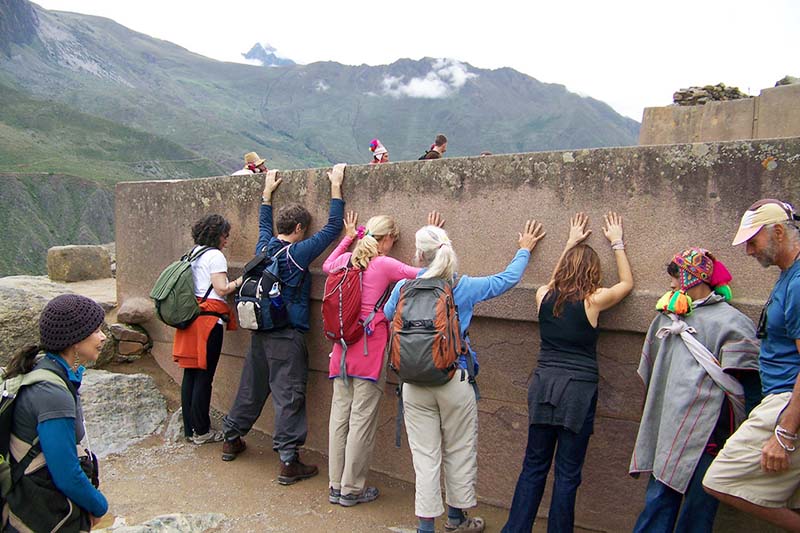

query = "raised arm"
[549,212,591,286]
[323,211,357,274]
[255,170,282,254]
[588,212,633,312]
[290,164,346,266]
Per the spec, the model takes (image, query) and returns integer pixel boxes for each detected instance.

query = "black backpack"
[235,246,292,331]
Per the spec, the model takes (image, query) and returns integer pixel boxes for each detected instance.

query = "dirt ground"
[98,356,585,533]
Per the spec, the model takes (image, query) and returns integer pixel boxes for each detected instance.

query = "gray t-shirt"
[11,358,84,446]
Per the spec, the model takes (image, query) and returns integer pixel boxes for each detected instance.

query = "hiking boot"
[221,437,246,461]
[192,429,223,445]
[444,515,485,533]
[328,487,341,504]
[338,486,379,507]
[278,457,319,485]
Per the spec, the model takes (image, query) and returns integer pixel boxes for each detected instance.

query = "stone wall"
[640,84,800,145]
[116,138,800,532]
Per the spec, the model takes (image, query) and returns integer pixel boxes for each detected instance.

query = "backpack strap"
[9,369,74,488]
[395,382,405,448]
[186,245,213,262]
[361,285,393,356]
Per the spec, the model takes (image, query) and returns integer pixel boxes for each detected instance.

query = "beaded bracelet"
[775,425,798,452]
[611,239,625,251]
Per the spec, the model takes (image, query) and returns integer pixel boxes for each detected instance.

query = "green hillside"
[0,82,224,182]
[0,173,114,275]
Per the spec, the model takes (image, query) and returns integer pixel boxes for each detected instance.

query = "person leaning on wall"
[3,295,109,532]
[384,214,546,533]
[172,214,242,445]
[220,165,345,485]
[502,212,634,533]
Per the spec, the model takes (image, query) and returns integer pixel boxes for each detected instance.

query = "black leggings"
[181,323,223,436]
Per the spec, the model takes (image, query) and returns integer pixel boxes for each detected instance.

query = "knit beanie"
[40,294,105,352]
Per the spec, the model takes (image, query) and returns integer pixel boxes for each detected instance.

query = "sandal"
[444,515,485,532]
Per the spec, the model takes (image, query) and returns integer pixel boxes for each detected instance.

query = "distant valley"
[0,0,639,275]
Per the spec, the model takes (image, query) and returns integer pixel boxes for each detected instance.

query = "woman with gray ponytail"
[322,211,421,507]
[384,214,546,533]
[3,294,108,532]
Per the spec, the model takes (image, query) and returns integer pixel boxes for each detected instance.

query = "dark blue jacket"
[256,199,344,331]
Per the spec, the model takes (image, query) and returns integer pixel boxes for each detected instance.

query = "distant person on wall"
[703,199,800,532]
[322,212,421,507]
[220,166,345,486]
[172,214,242,445]
[419,134,447,160]
[502,212,634,533]
[231,151,268,175]
[629,247,760,533]
[369,139,389,164]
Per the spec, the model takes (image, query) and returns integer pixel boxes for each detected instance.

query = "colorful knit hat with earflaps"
[656,247,733,315]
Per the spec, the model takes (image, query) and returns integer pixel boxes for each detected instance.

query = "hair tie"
[437,238,451,249]
[356,225,366,239]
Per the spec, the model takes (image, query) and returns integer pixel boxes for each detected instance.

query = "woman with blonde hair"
[502,212,633,533]
[384,215,546,533]
[322,212,421,506]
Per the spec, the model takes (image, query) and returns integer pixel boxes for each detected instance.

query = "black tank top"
[538,290,599,371]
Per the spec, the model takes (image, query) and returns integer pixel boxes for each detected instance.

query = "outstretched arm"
[549,212,591,286]
[255,170,282,254]
[589,212,633,311]
[322,211,357,273]
[290,165,346,266]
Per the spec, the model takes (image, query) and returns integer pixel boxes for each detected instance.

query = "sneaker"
[328,487,341,504]
[338,486,379,507]
[278,456,319,485]
[444,515,485,533]
[192,430,224,445]
[221,436,246,461]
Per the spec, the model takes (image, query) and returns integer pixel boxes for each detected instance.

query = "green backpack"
[0,368,69,500]
[150,246,220,329]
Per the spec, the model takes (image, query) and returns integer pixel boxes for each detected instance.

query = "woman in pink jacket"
[323,211,422,507]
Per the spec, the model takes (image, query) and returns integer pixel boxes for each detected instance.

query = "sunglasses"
[756,294,773,339]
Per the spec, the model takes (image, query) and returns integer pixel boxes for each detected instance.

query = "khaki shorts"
[703,392,800,508]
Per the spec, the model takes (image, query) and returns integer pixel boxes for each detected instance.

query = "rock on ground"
[47,245,111,282]
[118,297,154,324]
[0,276,116,367]
[96,513,226,533]
[82,370,167,457]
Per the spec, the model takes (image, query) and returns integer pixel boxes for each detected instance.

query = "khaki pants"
[403,375,478,518]
[328,375,385,495]
[703,392,800,508]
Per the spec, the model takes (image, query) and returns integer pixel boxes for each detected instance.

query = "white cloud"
[315,80,329,92]
[382,58,477,99]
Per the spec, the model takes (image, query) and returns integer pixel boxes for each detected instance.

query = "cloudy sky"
[35,0,800,121]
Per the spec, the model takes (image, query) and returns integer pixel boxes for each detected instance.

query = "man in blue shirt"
[704,199,800,530]
[221,165,345,485]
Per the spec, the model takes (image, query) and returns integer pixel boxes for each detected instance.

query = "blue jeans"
[502,409,594,533]
[633,451,719,533]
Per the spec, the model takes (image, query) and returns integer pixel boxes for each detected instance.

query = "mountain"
[0,0,638,171]
[242,43,296,67]
[0,173,114,275]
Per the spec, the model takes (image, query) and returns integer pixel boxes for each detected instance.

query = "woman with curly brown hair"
[172,214,242,445]
[503,212,633,533]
